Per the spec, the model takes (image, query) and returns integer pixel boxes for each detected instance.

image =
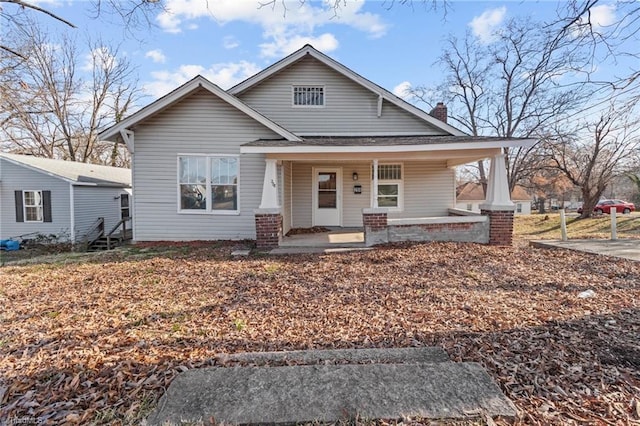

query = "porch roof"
[240,135,536,154]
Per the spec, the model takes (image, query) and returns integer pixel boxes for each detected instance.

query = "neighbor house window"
[466,203,473,211]
[516,203,522,213]
[23,190,43,222]
[293,86,324,106]
[374,164,403,210]
[178,155,238,213]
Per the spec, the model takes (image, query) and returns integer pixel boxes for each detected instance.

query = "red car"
[580,199,636,214]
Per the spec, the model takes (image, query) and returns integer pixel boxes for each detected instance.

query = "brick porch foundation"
[255,212,282,249]
[481,209,514,246]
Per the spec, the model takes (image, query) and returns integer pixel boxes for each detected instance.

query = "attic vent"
[293,86,324,107]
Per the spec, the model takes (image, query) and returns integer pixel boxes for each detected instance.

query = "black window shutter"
[15,191,24,222]
[43,190,52,222]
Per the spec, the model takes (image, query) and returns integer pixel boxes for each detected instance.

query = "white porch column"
[259,158,280,209]
[372,159,379,208]
[479,153,515,211]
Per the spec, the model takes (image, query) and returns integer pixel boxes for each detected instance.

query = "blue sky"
[27,0,621,105]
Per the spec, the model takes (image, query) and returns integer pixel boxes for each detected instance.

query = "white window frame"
[176,154,240,215]
[291,85,325,108]
[23,190,44,222]
[375,163,404,212]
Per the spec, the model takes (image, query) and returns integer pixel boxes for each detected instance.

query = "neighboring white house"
[0,153,131,243]
[99,45,536,247]
[456,182,533,215]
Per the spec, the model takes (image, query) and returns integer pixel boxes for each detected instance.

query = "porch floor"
[280,228,365,248]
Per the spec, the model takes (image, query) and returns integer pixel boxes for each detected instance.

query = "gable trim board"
[229,45,466,137]
[98,75,302,149]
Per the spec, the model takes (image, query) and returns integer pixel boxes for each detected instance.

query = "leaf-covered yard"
[1,241,639,424]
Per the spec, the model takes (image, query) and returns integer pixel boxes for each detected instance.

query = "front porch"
[244,136,533,249]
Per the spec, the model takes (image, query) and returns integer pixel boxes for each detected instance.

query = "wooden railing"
[106,217,132,249]
[84,217,105,247]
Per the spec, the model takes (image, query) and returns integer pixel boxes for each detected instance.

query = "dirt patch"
[285,226,331,236]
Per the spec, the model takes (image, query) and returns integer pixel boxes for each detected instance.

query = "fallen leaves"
[0,241,639,424]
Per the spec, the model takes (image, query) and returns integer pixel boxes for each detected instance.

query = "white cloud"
[143,61,261,99]
[469,6,506,44]
[156,0,387,56]
[145,49,167,63]
[259,32,338,58]
[392,81,412,100]
[223,35,239,49]
[588,4,616,27]
[81,46,117,72]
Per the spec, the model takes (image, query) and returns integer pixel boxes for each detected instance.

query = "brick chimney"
[429,102,447,123]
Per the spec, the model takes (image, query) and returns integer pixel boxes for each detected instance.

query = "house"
[456,182,533,215]
[99,45,535,248]
[0,153,131,245]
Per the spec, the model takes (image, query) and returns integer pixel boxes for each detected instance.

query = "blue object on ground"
[0,239,20,251]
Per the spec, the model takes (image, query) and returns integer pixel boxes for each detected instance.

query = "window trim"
[23,190,44,222]
[291,85,326,108]
[375,163,404,212]
[176,154,240,215]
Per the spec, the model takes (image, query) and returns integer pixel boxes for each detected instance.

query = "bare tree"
[0,23,141,165]
[547,103,640,218]
[412,17,593,194]
[0,0,165,58]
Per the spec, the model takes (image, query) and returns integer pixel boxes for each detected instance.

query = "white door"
[313,168,341,226]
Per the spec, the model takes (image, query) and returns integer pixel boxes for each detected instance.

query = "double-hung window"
[178,155,239,214]
[23,190,44,222]
[293,86,324,107]
[375,164,403,211]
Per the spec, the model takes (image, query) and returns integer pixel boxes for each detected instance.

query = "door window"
[318,172,337,208]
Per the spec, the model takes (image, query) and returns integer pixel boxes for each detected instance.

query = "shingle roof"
[0,153,131,187]
[243,135,532,147]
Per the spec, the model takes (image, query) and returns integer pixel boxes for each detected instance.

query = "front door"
[313,167,341,226]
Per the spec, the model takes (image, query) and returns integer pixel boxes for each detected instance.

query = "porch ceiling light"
[353,172,358,181]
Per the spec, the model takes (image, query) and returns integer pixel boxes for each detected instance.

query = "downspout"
[69,183,75,244]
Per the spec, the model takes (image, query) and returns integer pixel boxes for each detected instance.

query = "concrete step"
[147,349,516,425]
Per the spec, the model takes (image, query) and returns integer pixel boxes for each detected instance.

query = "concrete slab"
[231,249,250,257]
[216,347,451,366]
[147,362,516,425]
[531,239,640,262]
[269,246,373,255]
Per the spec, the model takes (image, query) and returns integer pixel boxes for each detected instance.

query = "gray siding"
[131,88,281,241]
[290,161,455,228]
[395,161,455,219]
[0,159,71,241]
[238,56,445,135]
[73,186,128,241]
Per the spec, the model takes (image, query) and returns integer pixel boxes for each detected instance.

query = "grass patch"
[515,212,640,240]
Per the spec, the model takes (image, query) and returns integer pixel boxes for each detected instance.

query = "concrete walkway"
[531,239,640,262]
[146,348,516,425]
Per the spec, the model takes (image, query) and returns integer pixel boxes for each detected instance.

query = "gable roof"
[98,75,302,145]
[229,44,467,137]
[457,182,532,201]
[0,153,131,187]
